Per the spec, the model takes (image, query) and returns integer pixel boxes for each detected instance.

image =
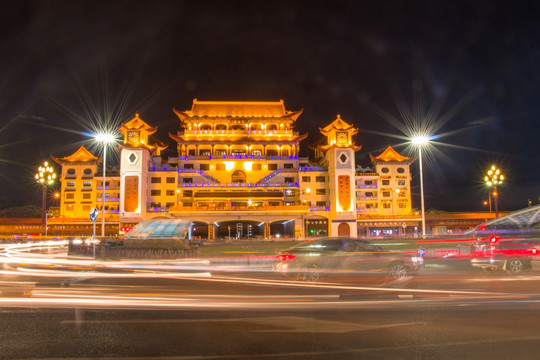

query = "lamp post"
[484,165,504,218]
[94,133,116,237]
[412,136,430,238]
[35,161,56,233]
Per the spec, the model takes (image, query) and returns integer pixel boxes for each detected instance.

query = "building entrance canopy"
[480,205,540,230]
[127,217,192,239]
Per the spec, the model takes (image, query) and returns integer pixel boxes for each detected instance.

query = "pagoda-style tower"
[169,99,309,239]
[119,114,167,225]
[318,115,361,237]
[370,145,414,216]
[52,146,100,220]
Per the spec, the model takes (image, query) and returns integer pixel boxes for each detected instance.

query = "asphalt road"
[2,241,540,359]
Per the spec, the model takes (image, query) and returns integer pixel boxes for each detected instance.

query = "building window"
[151,177,161,183]
[150,202,161,208]
[82,205,91,211]
[199,150,211,156]
[251,149,262,156]
[82,193,91,199]
[284,163,293,169]
[200,164,210,171]
[215,149,227,156]
[183,190,193,197]
[398,202,407,208]
[315,176,325,182]
[284,177,294,183]
[184,164,194,169]
[268,164,278,170]
[183,178,193,184]
[316,201,326,207]
[398,180,405,186]
[166,202,175,208]
[83,180,92,187]
[66,181,75,187]
[166,177,175,183]
[284,189,295,196]
[188,149,195,156]
[65,193,74,200]
[316,189,326,195]
[232,149,246,155]
[166,190,175,196]
[382,191,390,197]
[365,192,373,197]
[397,167,405,173]
[382,180,390,186]
[151,190,161,196]
[381,167,390,173]
[302,176,311,182]
[383,202,391,209]
[216,164,225,171]
[282,149,289,156]
[365,180,372,185]
[252,163,262,171]
[267,149,278,156]
[65,204,74,212]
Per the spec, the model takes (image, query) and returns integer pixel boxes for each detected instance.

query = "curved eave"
[283,109,304,121]
[51,155,99,165]
[317,144,362,153]
[173,108,191,122]
[370,154,417,164]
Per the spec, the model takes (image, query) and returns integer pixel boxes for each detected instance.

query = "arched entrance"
[232,170,246,183]
[337,222,350,237]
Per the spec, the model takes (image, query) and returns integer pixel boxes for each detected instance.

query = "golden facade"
[50,100,420,238]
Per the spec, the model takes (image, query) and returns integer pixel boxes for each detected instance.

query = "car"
[471,235,540,274]
[273,238,424,283]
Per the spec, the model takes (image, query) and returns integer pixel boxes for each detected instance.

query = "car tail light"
[489,236,498,243]
[277,254,296,261]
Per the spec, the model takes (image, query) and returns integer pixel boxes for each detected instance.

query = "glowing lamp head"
[95,133,116,144]
[412,136,430,145]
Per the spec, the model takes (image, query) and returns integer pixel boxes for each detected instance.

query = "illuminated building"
[50,99,422,238]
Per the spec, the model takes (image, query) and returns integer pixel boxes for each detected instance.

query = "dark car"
[273,238,423,283]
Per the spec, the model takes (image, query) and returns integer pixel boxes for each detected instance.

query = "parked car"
[273,238,423,283]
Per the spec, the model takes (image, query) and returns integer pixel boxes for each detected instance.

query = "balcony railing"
[159,204,310,213]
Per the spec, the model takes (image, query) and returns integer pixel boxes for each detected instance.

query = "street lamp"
[94,133,116,237]
[484,165,504,218]
[35,161,56,233]
[412,135,430,238]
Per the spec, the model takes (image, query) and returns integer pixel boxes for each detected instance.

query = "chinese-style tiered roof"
[319,114,358,135]
[52,145,98,164]
[119,114,167,155]
[173,99,303,120]
[119,113,157,136]
[316,114,362,152]
[370,145,413,163]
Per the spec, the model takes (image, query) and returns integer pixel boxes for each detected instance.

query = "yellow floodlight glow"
[224,161,235,171]
[243,161,253,171]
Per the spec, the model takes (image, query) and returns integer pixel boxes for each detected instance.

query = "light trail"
[2,240,539,311]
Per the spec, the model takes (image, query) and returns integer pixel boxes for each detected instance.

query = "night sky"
[1,0,539,212]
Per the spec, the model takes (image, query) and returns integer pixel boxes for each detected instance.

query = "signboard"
[90,207,99,222]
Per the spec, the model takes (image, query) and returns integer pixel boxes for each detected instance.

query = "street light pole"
[412,136,429,238]
[485,165,504,218]
[101,143,107,237]
[35,161,56,234]
[94,133,116,238]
